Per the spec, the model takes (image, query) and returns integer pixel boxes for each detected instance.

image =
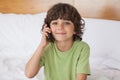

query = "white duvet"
[0,13,120,80]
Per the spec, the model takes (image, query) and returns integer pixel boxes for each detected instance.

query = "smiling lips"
[56,33,66,35]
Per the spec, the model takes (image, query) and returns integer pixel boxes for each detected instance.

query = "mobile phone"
[43,23,54,42]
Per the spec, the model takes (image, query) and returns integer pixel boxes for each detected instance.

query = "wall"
[0,0,120,20]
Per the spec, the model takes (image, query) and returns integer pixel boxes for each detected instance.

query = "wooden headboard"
[0,0,120,20]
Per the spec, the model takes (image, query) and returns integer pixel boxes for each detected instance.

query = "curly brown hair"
[42,3,85,41]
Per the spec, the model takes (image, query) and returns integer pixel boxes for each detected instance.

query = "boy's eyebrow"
[51,20,57,22]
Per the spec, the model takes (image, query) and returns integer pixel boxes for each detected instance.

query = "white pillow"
[0,12,47,58]
[83,18,120,68]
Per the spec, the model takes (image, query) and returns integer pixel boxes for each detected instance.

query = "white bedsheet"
[0,13,120,80]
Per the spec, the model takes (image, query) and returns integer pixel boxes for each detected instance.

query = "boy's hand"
[40,24,51,47]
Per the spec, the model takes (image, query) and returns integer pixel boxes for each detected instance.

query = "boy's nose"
[57,23,64,30]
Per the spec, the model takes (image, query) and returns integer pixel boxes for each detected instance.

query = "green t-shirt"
[39,40,90,80]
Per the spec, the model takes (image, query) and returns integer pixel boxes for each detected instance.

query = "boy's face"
[50,19,76,42]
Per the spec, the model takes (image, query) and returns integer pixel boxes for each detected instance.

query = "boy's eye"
[64,22,71,25]
[51,22,58,25]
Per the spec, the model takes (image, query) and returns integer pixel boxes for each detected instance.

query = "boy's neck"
[55,40,74,52]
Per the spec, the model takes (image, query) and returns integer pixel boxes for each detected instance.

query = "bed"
[0,0,120,80]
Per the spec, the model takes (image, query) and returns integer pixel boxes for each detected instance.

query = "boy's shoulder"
[75,40,90,48]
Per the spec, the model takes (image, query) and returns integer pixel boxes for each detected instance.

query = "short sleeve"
[39,53,45,68]
[76,44,90,75]
[39,48,47,67]
[39,43,51,67]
